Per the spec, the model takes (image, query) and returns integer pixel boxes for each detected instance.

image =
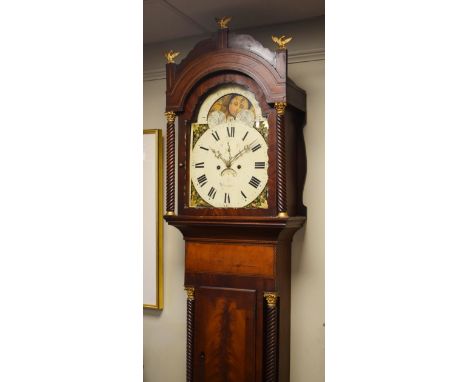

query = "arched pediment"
[166,47,287,111]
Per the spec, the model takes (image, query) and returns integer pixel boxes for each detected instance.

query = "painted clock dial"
[189,85,269,208]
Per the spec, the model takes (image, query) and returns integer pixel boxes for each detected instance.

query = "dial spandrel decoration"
[189,85,269,209]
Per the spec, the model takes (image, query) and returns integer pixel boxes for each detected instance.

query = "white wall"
[143,16,324,382]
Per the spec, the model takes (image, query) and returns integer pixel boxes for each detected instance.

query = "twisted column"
[264,292,279,382]
[165,111,176,215]
[274,102,288,217]
[185,286,195,382]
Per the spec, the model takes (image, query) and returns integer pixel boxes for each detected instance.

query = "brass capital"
[272,35,293,49]
[215,16,232,29]
[164,50,180,64]
[264,292,279,307]
[164,111,176,123]
[185,286,195,301]
[274,102,287,116]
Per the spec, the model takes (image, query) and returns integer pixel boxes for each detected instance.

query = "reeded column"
[165,111,176,215]
[274,102,288,217]
[264,292,279,382]
[185,286,195,382]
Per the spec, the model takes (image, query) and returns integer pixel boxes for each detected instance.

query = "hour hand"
[210,147,229,166]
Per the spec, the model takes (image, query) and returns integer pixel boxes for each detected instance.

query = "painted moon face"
[207,110,226,128]
[236,108,255,127]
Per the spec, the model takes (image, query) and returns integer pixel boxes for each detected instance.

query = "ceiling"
[143,0,324,45]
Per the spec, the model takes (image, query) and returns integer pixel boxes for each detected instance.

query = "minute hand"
[230,140,258,165]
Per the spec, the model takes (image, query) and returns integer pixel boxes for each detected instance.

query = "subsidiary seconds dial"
[190,120,268,208]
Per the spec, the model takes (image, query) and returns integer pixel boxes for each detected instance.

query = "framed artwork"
[143,129,163,309]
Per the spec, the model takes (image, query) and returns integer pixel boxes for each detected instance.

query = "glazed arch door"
[194,287,257,382]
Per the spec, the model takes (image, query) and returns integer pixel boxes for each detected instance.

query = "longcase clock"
[163,17,307,382]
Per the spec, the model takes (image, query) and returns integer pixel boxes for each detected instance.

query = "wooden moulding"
[165,215,306,242]
[166,49,287,112]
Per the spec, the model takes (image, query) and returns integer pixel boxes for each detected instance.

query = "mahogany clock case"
[162,26,308,382]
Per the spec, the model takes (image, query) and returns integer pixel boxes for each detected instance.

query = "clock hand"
[227,142,232,161]
[229,139,258,165]
[219,144,237,176]
[210,147,230,166]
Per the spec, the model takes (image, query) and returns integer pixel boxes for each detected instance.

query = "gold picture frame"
[143,129,164,309]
